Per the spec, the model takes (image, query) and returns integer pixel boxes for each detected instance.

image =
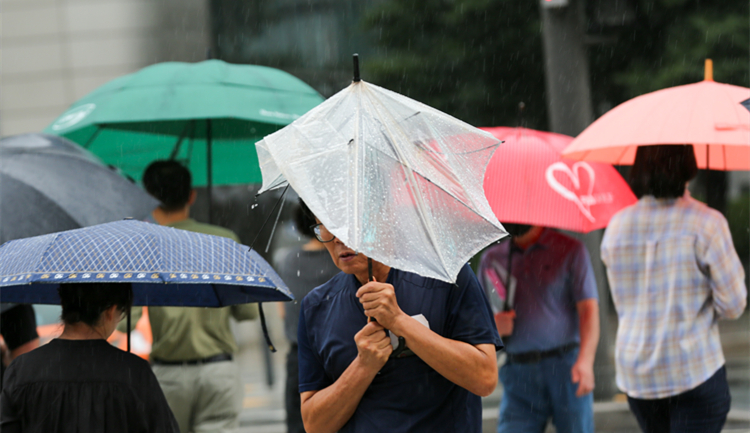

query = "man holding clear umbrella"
[296,202,503,433]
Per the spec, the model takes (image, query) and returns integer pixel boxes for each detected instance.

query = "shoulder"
[606,202,640,227]
[3,343,48,381]
[479,241,507,264]
[543,229,580,246]
[194,224,239,242]
[86,341,154,372]
[676,197,732,250]
[681,196,727,227]
[302,271,348,310]
[602,203,641,245]
[541,230,586,256]
[394,265,479,293]
[176,220,239,242]
[454,264,479,288]
[116,347,154,371]
[101,345,161,390]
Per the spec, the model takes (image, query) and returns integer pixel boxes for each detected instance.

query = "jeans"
[497,348,593,433]
[627,366,730,433]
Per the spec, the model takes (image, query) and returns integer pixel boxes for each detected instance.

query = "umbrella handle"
[353,54,360,82]
[258,303,276,353]
[367,257,377,323]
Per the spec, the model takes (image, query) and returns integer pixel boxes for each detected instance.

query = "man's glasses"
[310,223,336,243]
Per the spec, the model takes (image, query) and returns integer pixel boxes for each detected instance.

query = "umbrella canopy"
[0,133,158,244]
[0,220,291,306]
[561,77,750,170]
[256,79,506,283]
[481,127,637,233]
[43,60,324,186]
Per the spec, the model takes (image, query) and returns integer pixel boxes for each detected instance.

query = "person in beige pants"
[120,160,257,433]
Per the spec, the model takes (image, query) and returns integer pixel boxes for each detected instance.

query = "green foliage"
[362,0,548,129]
[365,0,748,128]
[589,0,749,106]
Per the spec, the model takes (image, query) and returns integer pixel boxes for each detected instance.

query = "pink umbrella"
[482,127,637,233]
[562,61,750,170]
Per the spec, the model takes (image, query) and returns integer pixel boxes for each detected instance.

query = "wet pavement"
[233,309,750,433]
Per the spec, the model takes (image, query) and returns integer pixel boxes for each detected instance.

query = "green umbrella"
[44,60,324,190]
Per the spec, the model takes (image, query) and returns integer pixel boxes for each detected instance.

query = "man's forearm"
[301,356,378,433]
[576,299,599,365]
[391,315,497,397]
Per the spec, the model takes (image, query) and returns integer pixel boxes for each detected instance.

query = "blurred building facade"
[0,0,211,136]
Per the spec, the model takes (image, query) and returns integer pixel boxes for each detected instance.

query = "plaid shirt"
[601,193,746,399]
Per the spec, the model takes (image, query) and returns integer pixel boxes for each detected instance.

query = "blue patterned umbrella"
[0,220,291,306]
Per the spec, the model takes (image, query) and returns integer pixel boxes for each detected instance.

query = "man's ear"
[188,190,197,206]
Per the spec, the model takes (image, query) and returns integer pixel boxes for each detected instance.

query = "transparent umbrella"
[255,58,507,283]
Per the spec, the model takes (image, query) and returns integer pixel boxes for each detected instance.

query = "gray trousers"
[152,360,242,433]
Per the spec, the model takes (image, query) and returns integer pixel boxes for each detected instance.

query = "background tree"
[589,0,749,112]
[362,0,548,129]
[364,0,748,127]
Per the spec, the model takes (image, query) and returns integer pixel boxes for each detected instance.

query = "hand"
[494,310,516,336]
[571,359,595,397]
[354,321,392,371]
[356,279,406,330]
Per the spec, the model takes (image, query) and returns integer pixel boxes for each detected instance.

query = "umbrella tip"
[353,54,361,83]
[704,59,713,81]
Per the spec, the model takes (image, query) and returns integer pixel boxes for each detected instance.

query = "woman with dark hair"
[0,283,178,433]
[601,145,747,433]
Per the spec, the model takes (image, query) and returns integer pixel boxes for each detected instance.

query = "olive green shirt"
[118,218,258,361]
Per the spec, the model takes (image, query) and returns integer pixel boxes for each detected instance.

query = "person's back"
[603,193,745,397]
[2,340,173,433]
[145,218,255,362]
[129,160,257,433]
[601,145,746,433]
[1,283,177,433]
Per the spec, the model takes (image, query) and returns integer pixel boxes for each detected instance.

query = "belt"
[506,343,579,364]
[151,353,233,366]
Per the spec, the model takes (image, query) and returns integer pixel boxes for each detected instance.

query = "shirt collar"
[640,189,690,206]
[510,228,551,254]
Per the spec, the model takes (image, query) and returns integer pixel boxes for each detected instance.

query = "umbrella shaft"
[127,309,131,352]
[206,119,213,224]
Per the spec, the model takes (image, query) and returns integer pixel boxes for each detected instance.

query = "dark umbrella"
[0,133,158,244]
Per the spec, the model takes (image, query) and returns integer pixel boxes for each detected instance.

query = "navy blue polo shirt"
[298,264,503,433]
